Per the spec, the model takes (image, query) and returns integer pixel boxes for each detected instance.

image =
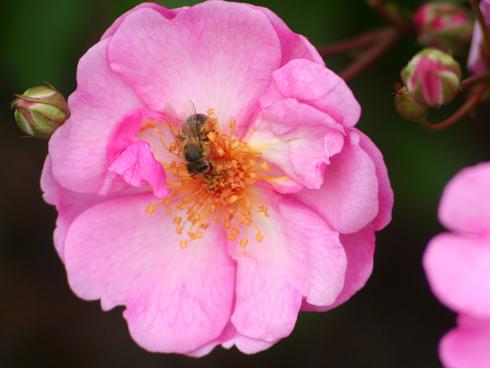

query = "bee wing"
[179,98,198,120]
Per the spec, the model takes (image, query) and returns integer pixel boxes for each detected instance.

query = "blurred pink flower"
[424,163,490,367]
[41,1,393,356]
[468,0,490,74]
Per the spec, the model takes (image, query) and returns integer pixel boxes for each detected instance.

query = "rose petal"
[247,4,324,65]
[439,162,490,235]
[424,233,490,318]
[40,156,106,259]
[440,315,490,368]
[101,2,178,40]
[107,2,282,131]
[49,38,142,194]
[294,131,379,234]
[468,1,490,74]
[260,59,361,127]
[358,131,393,230]
[247,98,344,189]
[64,194,235,354]
[104,108,168,198]
[303,227,375,312]
[107,141,167,198]
[229,191,346,343]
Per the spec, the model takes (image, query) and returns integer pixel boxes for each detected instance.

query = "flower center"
[146,110,270,248]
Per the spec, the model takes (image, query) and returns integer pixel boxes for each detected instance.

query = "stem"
[318,28,388,57]
[419,84,489,132]
[461,73,490,90]
[368,0,410,32]
[340,27,402,81]
[469,0,490,68]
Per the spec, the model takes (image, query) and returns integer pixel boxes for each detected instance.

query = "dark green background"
[1,1,488,367]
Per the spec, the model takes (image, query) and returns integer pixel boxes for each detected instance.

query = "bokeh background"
[1,0,488,367]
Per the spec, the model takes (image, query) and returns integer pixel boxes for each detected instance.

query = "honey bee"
[178,113,213,176]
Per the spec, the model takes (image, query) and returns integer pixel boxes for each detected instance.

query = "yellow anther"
[146,203,155,215]
[158,110,271,249]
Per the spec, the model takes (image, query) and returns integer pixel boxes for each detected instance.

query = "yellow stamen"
[147,112,279,248]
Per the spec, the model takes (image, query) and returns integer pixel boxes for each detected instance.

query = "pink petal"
[229,191,346,343]
[424,233,490,318]
[247,98,344,189]
[108,141,167,198]
[64,194,235,354]
[107,2,282,132]
[468,0,490,74]
[468,24,486,74]
[104,108,168,198]
[188,323,275,356]
[49,38,142,194]
[303,227,375,312]
[261,59,361,127]
[440,315,490,368]
[439,162,490,235]
[101,2,178,40]
[247,4,324,65]
[294,131,379,234]
[40,156,105,259]
[358,131,393,230]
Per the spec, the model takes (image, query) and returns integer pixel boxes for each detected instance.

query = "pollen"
[148,111,272,248]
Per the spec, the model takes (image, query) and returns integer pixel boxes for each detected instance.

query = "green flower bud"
[395,86,428,122]
[401,48,461,108]
[11,85,69,139]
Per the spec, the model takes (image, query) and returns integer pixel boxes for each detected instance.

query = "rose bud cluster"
[11,85,69,139]
[414,2,473,55]
[396,48,461,122]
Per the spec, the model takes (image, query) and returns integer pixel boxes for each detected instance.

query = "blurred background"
[1,0,488,367]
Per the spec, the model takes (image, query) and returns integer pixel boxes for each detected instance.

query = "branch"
[419,83,489,132]
[368,0,411,32]
[461,73,490,91]
[340,27,402,81]
[318,28,389,57]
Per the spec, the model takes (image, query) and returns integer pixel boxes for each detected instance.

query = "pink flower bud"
[11,85,69,139]
[401,48,461,108]
[414,2,473,55]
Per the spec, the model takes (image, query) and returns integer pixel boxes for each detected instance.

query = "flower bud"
[11,85,69,139]
[395,86,428,122]
[401,48,461,108]
[414,2,473,55]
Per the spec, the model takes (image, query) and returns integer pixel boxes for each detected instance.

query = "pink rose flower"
[468,0,490,74]
[424,163,490,367]
[41,1,393,356]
